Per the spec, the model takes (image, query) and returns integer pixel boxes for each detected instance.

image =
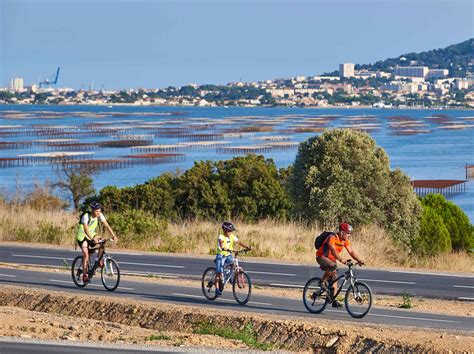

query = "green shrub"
[195,321,272,351]
[37,222,64,244]
[399,292,413,309]
[106,210,168,247]
[289,129,421,245]
[97,155,291,222]
[421,194,474,251]
[15,227,35,242]
[413,206,451,256]
[216,155,292,221]
[175,161,231,220]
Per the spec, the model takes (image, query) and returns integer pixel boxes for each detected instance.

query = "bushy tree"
[384,169,422,248]
[421,194,474,251]
[95,155,290,222]
[413,206,451,256]
[216,155,291,221]
[290,129,421,245]
[175,161,231,220]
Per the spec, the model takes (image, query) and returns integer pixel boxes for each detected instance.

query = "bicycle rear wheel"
[303,277,329,314]
[344,281,372,318]
[201,267,218,300]
[71,255,87,288]
[101,257,120,291]
[232,270,251,305]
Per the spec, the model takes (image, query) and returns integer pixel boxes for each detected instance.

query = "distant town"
[2,40,473,109]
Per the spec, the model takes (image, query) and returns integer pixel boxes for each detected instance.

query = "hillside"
[356,38,473,77]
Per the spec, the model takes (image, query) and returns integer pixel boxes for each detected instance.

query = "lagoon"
[0,105,472,221]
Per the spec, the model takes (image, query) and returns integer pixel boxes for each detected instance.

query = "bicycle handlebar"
[346,259,364,267]
[223,247,251,255]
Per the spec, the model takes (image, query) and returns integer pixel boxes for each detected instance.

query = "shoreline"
[0,103,471,111]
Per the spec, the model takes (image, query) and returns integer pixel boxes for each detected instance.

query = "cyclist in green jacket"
[76,201,117,283]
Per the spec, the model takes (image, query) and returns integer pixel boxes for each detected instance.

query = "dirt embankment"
[0,285,472,352]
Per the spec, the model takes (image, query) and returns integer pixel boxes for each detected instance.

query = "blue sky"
[1,0,472,89]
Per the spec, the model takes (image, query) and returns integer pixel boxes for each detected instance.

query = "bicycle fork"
[103,255,114,276]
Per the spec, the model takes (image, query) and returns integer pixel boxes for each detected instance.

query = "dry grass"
[0,203,472,273]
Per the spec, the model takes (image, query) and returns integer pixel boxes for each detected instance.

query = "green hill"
[356,39,473,77]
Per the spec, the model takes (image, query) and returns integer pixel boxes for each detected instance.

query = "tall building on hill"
[426,69,449,79]
[339,63,355,78]
[10,77,24,91]
[394,66,429,78]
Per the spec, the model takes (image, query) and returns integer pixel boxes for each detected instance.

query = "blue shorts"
[214,254,233,274]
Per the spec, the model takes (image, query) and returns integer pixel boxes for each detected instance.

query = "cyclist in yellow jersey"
[215,222,250,296]
[76,201,118,283]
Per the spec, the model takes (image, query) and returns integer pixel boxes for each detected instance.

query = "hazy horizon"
[1,0,473,89]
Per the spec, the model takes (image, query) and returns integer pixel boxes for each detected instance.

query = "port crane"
[38,67,60,88]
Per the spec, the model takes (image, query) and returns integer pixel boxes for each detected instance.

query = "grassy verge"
[194,322,273,350]
[146,333,171,341]
[0,203,472,273]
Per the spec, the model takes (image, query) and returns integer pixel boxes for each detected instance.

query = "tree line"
[45,129,470,257]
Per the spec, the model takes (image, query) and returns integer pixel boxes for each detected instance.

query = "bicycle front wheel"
[71,255,87,288]
[101,257,120,291]
[344,281,372,318]
[232,270,252,305]
[303,277,329,314]
[201,267,218,300]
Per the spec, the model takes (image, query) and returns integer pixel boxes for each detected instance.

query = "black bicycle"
[71,239,120,291]
[201,249,252,305]
[303,260,372,318]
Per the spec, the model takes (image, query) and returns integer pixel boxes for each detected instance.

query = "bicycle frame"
[222,252,244,287]
[329,262,359,299]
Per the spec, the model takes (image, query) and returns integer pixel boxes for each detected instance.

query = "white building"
[339,63,355,78]
[453,79,469,90]
[381,81,419,93]
[394,66,429,78]
[426,69,449,79]
[293,76,306,82]
[10,77,24,91]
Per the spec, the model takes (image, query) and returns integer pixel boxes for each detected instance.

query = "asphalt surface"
[0,265,473,332]
[1,244,473,300]
[0,337,180,353]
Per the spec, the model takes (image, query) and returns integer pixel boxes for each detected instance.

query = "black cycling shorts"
[77,238,96,249]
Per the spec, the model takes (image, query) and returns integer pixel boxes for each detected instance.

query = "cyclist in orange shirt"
[316,223,364,308]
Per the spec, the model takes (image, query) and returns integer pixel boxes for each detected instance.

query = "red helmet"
[339,223,353,234]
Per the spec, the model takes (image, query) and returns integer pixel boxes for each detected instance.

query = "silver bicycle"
[201,249,252,305]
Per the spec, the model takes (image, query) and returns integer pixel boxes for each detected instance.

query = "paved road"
[1,267,473,332]
[0,337,176,353]
[1,244,473,300]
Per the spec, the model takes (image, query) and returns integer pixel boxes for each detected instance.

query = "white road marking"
[0,274,16,278]
[69,250,143,256]
[360,278,416,285]
[12,254,74,261]
[172,293,272,306]
[368,313,460,323]
[247,271,296,276]
[453,285,474,289]
[49,279,134,291]
[385,269,474,278]
[458,297,474,301]
[119,261,185,269]
[269,283,304,288]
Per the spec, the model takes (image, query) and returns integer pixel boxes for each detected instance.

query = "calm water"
[0,105,472,221]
